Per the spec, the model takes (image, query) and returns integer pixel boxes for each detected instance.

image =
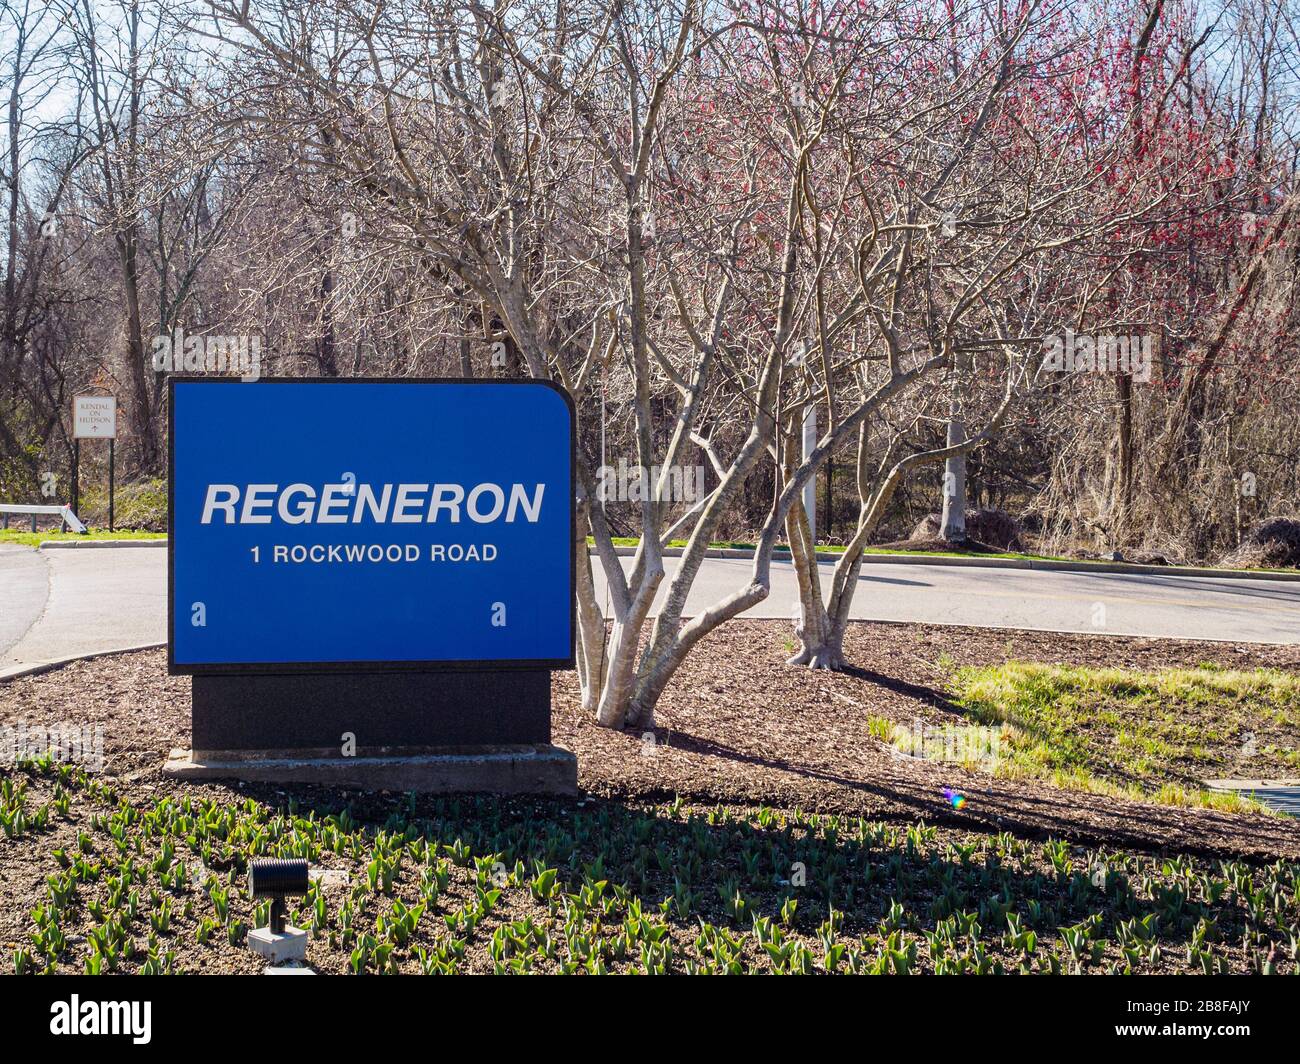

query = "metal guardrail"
[0,503,87,535]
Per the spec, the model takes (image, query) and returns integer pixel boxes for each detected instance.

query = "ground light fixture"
[247,858,312,971]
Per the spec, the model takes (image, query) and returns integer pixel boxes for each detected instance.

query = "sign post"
[163,377,578,794]
[72,395,117,530]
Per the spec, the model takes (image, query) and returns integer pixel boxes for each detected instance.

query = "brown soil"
[2,620,1296,861]
[872,536,1005,554]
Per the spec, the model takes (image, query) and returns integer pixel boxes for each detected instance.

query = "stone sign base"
[163,744,578,795]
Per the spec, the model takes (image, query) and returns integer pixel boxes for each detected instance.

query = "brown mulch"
[2,621,1297,862]
[559,623,1300,862]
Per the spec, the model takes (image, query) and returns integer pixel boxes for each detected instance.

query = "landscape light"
[249,858,310,935]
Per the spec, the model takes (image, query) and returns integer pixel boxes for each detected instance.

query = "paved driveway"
[591,556,1300,644]
[2,546,1298,679]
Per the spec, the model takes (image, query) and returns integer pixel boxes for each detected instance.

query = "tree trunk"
[940,390,967,542]
[120,224,155,473]
[787,355,1019,670]
[573,496,607,713]
[783,411,838,667]
[1113,370,1133,539]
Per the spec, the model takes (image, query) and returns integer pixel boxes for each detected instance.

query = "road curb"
[38,539,167,550]
[590,545,1300,582]
[1205,778,1300,789]
[0,641,166,682]
[1204,779,1300,818]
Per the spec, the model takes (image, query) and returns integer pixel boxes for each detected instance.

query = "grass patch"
[590,536,1296,572]
[4,757,1297,975]
[946,662,1300,812]
[591,535,1067,562]
[862,546,1066,562]
[0,529,166,548]
[76,478,168,533]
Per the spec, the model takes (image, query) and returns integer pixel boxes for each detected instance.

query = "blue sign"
[168,378,574,673]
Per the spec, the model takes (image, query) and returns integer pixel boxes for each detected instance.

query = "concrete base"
[264,964,314,974]
[163,744,578,795]
[248,925,308,964]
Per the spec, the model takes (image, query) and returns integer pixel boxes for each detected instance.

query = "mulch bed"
[2,621,1297,862]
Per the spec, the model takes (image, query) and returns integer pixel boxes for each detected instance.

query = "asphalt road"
[591,556,1300,644]
[1,545,1298,679]
[1,546,168,678]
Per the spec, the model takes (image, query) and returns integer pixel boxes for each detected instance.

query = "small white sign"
[73,395,117,439]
